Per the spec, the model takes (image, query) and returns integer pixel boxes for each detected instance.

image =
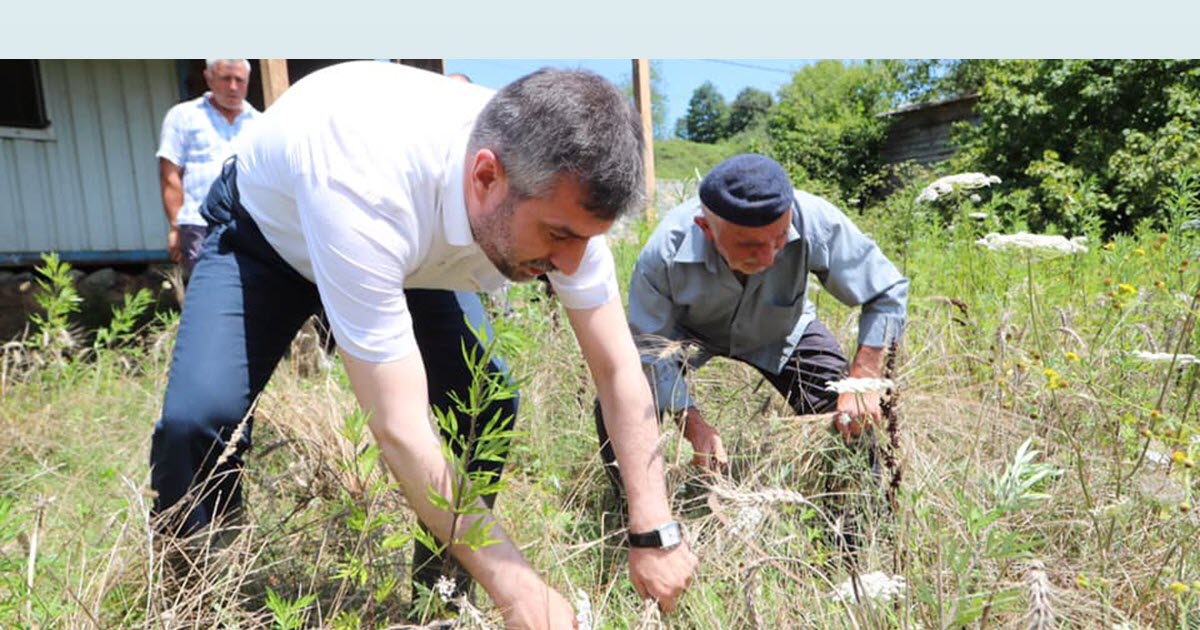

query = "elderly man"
[596,153,908,483]
[149,62,695,629]
[156,58,258,278]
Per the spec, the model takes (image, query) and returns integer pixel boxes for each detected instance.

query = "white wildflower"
[1130,351,1200,365]
[976,232,1088,256]
[969,193,982,203]
[831,571,907,604]
[969,212,989,220]
[825,377,894,395]
[433,575,456,603]
[729,506,764,537]
[574,589,594,630]
[1145,449,1171,465]
[916,172,1001,203]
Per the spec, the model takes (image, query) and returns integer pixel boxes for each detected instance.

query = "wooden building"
[878,94,980,166]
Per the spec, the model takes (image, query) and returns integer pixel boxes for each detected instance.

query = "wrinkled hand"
[629,543,697,613]
[833,390,881,442]
[500,583,577,630]
[680,407,727,475]
[167,226,182,264]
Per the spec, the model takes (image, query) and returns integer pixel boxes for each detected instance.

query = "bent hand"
[833,391,882,442]
[629,542,698,613]
[680,408,728,475]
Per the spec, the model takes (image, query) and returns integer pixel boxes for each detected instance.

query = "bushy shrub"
[767,60,903,205]
[954,59,1200,234]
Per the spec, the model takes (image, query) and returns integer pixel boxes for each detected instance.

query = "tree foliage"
[728,87,774,136]
[766,60,903,203]
[896,59,994,103]
[680,81,730,144]
[955,59,1200,232]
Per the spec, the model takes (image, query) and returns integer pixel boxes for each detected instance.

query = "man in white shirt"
[149,61,695,628]
[156,59,259,278]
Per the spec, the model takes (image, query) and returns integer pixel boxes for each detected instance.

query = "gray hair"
[468,68,645,221]
[206,59,252,74]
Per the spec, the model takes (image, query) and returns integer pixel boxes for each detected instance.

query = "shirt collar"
[441,125,476,247]
[201,91,254,122]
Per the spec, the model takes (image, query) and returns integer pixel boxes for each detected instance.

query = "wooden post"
[632,59,656,218]
[259,59,290,108]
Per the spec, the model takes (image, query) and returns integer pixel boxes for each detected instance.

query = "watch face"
[659,522,682,548]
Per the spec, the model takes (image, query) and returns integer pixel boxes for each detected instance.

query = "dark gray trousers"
[594,319,847,495]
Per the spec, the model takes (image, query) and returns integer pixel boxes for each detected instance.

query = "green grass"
[653,139,741,181]
[3,175,1200,628]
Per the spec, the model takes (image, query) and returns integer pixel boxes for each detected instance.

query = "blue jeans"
[149,160,516,594]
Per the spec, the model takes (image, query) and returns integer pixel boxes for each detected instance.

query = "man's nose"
[755,245,776,267]
[550,239,588,276]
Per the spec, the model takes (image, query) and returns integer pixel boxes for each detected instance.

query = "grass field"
[2,177,1199,629]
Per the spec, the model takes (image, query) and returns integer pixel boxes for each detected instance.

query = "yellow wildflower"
[1102,242,1115,251]
[1118,283,1137,295]
[1065,351,1080,362]
[1169,581,1191,595]
[1172,451,1187,465]
[1134,248,1146,256]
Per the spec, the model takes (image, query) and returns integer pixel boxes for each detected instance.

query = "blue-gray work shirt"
[627,190,909,413]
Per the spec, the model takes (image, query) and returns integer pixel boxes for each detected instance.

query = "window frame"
[0,60,55,142]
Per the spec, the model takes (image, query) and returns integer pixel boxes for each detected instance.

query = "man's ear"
[694,214,715,241]
[465,147,508,208]
[469,149,506,197]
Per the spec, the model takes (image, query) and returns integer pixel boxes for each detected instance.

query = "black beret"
[698,154,794,227]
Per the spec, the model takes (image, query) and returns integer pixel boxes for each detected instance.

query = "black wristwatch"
[628,520,683,549]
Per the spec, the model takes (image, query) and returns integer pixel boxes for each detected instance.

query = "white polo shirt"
[232,61,619,363]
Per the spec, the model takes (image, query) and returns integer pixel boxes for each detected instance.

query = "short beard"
[471,195,553,282]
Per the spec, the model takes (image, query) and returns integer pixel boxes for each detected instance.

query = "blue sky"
[444,59,810,136]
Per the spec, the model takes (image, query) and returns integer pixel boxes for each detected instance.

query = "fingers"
[630,545,698,615]
[833,411,880,442]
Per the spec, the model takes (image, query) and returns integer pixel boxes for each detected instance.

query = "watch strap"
[628,520,682,549]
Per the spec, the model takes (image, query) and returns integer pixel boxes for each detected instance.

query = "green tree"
[728,87,774,135]
[956,59,1200,232]
[681,81,730,144]
[896,59,994,103]
[767,60,903,203]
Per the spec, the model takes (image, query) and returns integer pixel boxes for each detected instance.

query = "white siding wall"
[0,60,178,259]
